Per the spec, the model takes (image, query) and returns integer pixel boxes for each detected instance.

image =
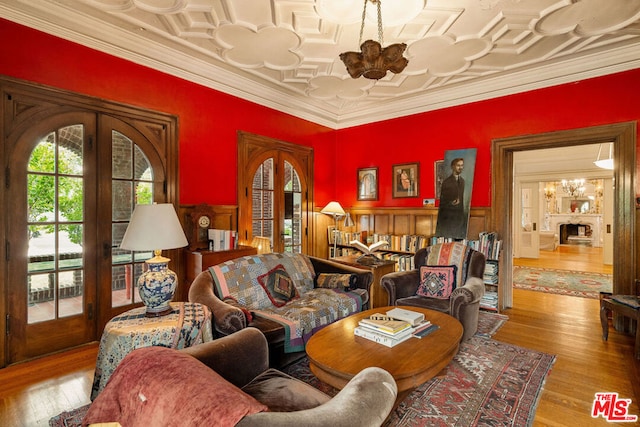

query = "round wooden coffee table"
[306,306,463,394]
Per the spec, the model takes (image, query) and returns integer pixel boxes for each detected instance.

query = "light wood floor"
[513,244,612,274]
[0,289,638,426]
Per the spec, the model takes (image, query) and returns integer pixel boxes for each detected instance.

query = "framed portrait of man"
[392,162,419,198]
[435,149,477,239]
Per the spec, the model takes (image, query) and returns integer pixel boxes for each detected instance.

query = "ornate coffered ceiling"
[2,0,639,128]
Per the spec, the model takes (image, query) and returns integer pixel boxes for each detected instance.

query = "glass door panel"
[110,131,154,307]
[283,160,302,253]
[27,125,85,323]
[252,159,274,249]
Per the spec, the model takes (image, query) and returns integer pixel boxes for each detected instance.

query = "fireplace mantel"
[544,213,602,247]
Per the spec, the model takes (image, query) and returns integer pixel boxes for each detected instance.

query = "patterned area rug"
[282,337,555,426]
[513,266,612,298]
[50,312,517,427]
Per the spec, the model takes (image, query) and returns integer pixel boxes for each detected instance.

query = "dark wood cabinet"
[332,255,396,309]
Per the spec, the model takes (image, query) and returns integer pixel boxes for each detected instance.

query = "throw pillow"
[417,265,458,299]
[315,273,356,290]
[83,346,267,427]
[257,264,299,307]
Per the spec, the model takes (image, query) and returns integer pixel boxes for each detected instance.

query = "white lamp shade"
[251,236,272,254]
[120,203,188,251]
[321,201,345,216]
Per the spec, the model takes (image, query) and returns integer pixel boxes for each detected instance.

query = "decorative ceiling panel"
[1,0,639,128]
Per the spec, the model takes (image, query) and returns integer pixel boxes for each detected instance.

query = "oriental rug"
[513,266,612,299]
[282,336,555,427]
[50,312,519,427]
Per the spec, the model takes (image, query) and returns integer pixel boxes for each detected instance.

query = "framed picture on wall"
[434,160,445,199]
[392,162,419,198]
[357,167,378,201]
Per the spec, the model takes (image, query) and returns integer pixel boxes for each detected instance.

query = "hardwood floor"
[0,261,638,426]
[513,244,612,274]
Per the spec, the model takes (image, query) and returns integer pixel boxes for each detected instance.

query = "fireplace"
[559,223,592,245]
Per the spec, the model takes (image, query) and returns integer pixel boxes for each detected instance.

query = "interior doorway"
[511,145,614,279]
[491,122,636,310]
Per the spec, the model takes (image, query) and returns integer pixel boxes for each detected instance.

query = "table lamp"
[321,201,346,258]
[251,236,272,254]
[120,203,188,316]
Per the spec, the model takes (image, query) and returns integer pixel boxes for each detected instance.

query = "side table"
[90,302,213,400]
[332,255,396,308]
[600,295,640,359]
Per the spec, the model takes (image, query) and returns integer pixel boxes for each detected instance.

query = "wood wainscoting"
[312,206,492,258]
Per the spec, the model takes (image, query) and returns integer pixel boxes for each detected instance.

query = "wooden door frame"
[0,76,178,367]
[491,122,636,310]
[237,131,314,253]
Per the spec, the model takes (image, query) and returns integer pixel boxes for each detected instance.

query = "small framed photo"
[392,162,419,198]
[434,160,445,199]
[357,167,378,201]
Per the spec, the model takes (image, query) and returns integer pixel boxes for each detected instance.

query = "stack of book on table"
[354,308,439,347]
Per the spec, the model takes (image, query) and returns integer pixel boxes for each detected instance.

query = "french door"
[237,132,313,254]
[2,79,177,364]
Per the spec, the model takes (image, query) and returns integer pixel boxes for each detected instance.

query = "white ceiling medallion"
[315,0,424,26]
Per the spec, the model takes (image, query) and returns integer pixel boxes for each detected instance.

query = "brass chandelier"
[339,0,409,80]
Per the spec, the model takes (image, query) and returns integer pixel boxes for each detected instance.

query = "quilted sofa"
[84,327,398,427]
[189,252,373,366]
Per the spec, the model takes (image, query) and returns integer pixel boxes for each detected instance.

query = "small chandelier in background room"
[561,179,585,199]
[339,0,409,80]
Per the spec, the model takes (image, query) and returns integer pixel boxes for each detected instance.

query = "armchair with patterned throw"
[381,242,486,341]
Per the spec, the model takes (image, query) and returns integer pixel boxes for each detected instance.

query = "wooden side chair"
[600,280,640,359]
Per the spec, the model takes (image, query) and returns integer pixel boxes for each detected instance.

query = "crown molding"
[2,3,639,130]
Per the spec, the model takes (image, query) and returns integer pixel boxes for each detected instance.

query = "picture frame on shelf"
[392,162,419,198]
[434,160,445,199]
[357,167,378,201]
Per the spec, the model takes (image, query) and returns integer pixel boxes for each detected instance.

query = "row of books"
[327,228,364,245]
[354,308,439,347]
[207,229,239,251]
[468,231,502,261]
[377,253,415,271]
[370,234,430,253]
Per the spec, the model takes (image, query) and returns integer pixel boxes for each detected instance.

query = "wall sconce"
[544,186,555,201]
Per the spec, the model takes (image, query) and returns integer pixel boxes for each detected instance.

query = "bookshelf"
[468,232,502,313]
[328,229,429,272]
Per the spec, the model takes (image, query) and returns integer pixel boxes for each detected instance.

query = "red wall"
[1,18,639,210]
[336,70,640,208]
[0,18,336,205]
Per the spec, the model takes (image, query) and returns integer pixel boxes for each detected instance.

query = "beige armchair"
[381,242,486,341]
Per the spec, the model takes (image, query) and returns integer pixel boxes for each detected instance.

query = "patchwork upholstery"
[316,273,357,289]
[199,252,370,355]
[210,253,316,311]
[257,264,299,307]
[423,242,473,287]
